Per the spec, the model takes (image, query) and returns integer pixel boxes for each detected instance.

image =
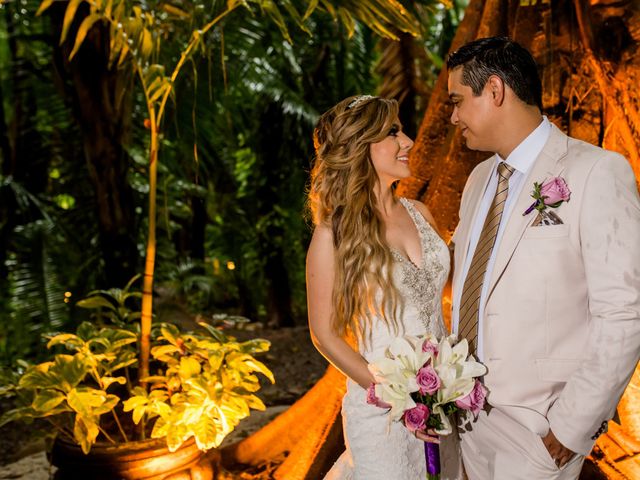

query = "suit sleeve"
[547,153,640,455]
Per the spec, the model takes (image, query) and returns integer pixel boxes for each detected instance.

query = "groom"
[448,37,640,479]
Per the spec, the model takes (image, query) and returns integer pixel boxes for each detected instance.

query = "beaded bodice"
[359,197,450,359]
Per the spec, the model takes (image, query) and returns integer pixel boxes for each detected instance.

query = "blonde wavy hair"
[308,95,402,343]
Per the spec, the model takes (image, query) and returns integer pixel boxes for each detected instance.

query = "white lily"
[387,336,431,374]
[368,357,418,421]
[433,337,487,404]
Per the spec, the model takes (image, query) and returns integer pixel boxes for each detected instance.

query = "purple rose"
[540,177,571,205]
[366,383,391,409]
[416,365,441,395]
[455,380,487,418]
[403,404,430,433]
[422,339,439,356]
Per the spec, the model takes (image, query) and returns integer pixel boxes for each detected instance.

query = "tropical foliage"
[0,0,465,369]
[123,323,274,452]
[0,320,273,453]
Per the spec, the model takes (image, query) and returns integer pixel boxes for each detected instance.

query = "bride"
[306,95,463,479]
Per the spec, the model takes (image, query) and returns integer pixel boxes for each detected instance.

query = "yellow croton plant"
[0,322,274,454]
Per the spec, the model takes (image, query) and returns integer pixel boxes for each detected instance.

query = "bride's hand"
[415,428,440,444]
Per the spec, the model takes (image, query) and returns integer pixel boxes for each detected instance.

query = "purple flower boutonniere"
[523,177,571,216]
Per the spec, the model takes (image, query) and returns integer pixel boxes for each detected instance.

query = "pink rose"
[416,365,441,395]
[455,380,488,418]
[403,403,430,433]
[540,177,571,205]
[422,339,439,356]
[366,383,391,409]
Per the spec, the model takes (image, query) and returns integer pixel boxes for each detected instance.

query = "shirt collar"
[495,116,551,174]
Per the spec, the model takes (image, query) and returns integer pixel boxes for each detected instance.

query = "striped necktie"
[458,162,515,355]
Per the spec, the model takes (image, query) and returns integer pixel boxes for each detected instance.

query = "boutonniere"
[523,177,571,216]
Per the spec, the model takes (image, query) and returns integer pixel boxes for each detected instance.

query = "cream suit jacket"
[452,124,640,456]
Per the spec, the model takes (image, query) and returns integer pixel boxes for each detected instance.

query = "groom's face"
[447,67,497,152]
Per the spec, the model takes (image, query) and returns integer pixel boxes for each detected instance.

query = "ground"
[0,324,328,479]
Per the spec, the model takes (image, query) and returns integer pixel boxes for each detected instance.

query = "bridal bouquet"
[367,334,488,480]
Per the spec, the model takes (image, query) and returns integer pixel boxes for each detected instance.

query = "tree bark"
[49,3,138,288]
[398,0,640,476]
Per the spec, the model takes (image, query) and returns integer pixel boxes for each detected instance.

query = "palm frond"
[3,220,71,364]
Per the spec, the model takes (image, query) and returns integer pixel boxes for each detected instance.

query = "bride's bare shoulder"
[307,224,334,259]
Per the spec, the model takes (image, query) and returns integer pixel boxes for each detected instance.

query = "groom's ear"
[487,75,506,106]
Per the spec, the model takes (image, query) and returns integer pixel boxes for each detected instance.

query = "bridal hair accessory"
[347,95,376,109]
[523,176,571,216]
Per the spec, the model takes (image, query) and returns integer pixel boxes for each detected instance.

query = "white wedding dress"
[324,198,463,480]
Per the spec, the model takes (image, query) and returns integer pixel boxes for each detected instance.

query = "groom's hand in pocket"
[542,429,575,468]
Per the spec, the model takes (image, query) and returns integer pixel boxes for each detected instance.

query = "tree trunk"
[254,101,294,328]
[190,196,207,262]
[398,0,640,477]
[376,33,423,139]
[49,3,138,288]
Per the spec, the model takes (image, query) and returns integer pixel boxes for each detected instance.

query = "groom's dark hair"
[446,36,542,110]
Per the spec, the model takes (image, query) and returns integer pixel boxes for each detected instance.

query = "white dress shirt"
[453,116,551,361]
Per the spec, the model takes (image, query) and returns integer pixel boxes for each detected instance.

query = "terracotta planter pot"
[51,436,216,480]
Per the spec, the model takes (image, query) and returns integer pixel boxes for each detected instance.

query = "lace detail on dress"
[324,197,462,480]
[391,198,449,337]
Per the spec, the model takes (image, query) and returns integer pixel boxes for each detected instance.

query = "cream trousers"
[460,408,585,480]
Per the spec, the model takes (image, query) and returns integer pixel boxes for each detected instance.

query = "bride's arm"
[306,225,375,390]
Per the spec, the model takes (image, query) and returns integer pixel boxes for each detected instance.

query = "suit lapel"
[485,125,569,302]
